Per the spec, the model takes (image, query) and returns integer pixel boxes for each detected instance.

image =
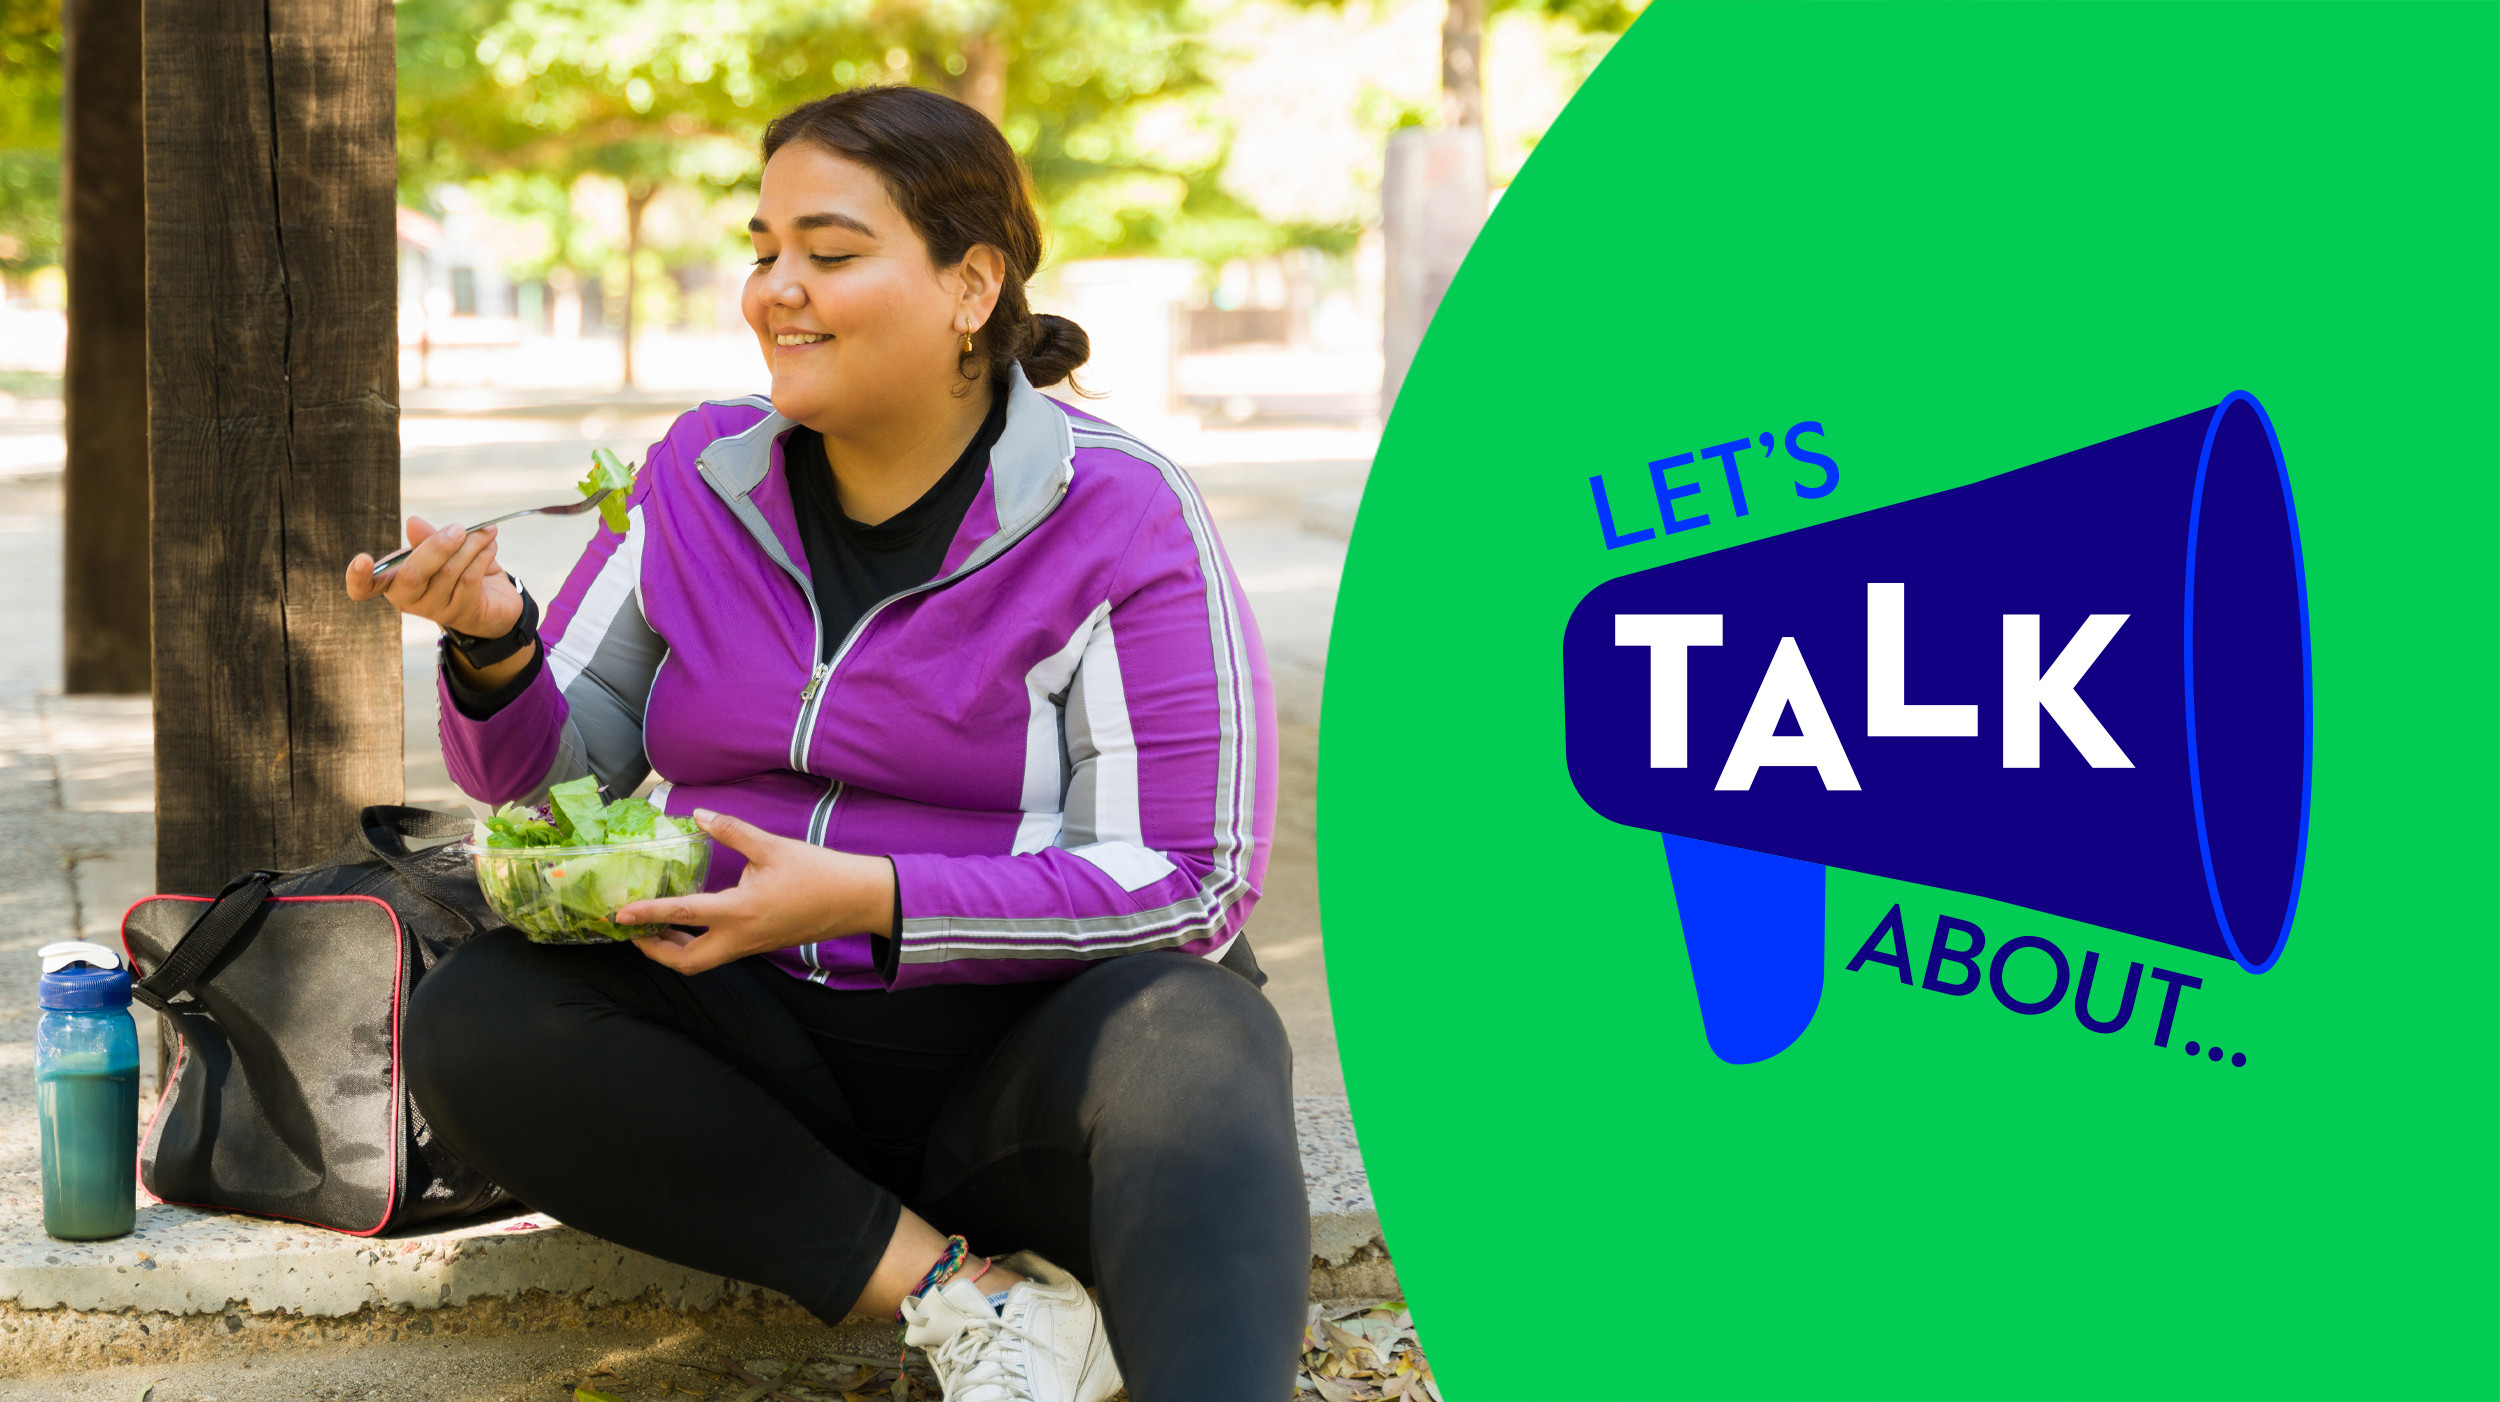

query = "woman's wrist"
[445,582,536,664]
[444,636,539,695]
[443,583,539,693]
[822,850,899,941]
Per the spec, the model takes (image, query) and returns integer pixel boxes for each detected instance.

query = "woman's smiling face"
[742,142,987,434]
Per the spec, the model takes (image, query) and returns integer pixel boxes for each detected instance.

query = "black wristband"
[444,583,538,669]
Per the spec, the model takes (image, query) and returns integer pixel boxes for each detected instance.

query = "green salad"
[580,448,636,535]
[471,777,710,943]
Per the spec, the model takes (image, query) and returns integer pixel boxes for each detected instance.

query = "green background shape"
[1320,4,2497,1398]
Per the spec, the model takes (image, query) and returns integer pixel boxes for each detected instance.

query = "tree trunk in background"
[1440,0,1486,133]
[947,33,1008,126]
[620,185,650,390]
[1380,128,1486,412]
[60,0,151,694]
[145,0,403,898]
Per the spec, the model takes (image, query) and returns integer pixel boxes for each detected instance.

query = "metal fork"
[367,487,615,578]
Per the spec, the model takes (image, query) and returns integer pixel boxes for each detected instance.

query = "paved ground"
[31,1311,919,1402]
[0,389,1390,1395]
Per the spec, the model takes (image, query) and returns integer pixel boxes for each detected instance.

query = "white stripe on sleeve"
[1069,839,1179,893]
[1062,612,1176,889]
[547,505,646,693]
[1014,603,1102,844]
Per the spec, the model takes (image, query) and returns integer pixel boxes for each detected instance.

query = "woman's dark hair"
[762,86,1089,391]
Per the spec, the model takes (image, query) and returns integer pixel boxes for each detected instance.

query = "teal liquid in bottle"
[35,943,140,1241]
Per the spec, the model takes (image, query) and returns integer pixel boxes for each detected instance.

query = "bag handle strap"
[134,870,276,1010]
[354,804,484,934]
[356,805,473,869]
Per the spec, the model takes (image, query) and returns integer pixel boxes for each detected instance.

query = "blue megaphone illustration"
[1563,394,2310,1064]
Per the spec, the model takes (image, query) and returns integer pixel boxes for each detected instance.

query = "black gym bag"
[120,805,512,1235]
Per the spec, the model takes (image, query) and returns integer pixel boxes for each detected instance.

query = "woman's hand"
[615,809,898,976]
[344,516,523,640]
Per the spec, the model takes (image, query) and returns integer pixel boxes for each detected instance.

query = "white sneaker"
[900,1250,1122,1402]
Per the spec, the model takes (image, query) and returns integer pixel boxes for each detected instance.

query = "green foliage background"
[1324,4,2498,1397]
[393,0,1357,269]
[0,0,60,275]
[1,0,1645,285]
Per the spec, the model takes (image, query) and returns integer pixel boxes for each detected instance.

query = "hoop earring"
[958,329,983,381]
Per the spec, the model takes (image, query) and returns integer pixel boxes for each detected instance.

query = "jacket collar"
[698,362,1075,531]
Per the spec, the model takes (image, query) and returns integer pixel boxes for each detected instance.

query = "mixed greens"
[471,777,709,943]
[580,448,636,535]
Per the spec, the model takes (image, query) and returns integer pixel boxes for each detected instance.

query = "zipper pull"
[799,661,830,702]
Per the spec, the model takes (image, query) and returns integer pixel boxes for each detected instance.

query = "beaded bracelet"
[899,1234,972,1319]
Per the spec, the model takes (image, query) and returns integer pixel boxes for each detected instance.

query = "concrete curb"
[0,1094,1391,1364]
[0,1285,832,1377]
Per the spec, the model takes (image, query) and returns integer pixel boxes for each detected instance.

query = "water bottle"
[35,940,139,1241]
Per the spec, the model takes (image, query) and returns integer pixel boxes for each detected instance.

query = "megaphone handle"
[1662,835,1826,1065]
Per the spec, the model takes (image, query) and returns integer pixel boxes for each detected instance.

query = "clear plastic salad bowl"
[467,832,713,944]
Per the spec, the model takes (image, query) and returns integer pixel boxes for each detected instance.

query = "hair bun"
[1021,314,1091,390]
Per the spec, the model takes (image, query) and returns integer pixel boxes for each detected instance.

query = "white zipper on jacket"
[786,473,1072,782]
[807,780,843,845]
[698,411,1072,803]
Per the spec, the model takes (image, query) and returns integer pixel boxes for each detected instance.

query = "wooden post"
[61,0,152,695]
[144,0,403,897]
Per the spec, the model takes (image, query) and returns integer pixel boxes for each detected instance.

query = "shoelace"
[928,1312,1062,1402]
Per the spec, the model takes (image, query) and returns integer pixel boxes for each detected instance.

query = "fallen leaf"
[1309,1375,1366,1402]
[718,1357,808,1402]
[576,1391,626,1402]
[1322,1320,1373,1357]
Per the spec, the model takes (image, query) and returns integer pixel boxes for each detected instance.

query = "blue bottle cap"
[39,956,132,1011]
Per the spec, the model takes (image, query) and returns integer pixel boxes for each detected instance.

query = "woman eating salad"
[342,85,1299,1402]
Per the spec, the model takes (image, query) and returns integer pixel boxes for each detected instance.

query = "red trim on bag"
[120,893,408,1237]
[119,895,183,1207]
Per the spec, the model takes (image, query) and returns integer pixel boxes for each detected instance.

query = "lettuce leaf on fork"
[579,448,637,535]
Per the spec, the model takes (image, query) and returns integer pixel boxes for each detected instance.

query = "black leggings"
[404,932,1310,1402]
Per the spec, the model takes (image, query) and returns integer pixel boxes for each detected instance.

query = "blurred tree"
[1450,0,1639,135]
[395,0,1319,381]
[0,0,62,288]
[397,0,760,383]
[1326,0,1628,175]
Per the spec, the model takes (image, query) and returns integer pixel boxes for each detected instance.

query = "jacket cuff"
[436,653,567,805]
[871,876,902,986]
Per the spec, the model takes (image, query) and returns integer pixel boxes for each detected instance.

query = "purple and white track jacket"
[436,366,1278,991]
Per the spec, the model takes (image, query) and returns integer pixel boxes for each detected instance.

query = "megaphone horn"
[1564,393,2310,1063]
